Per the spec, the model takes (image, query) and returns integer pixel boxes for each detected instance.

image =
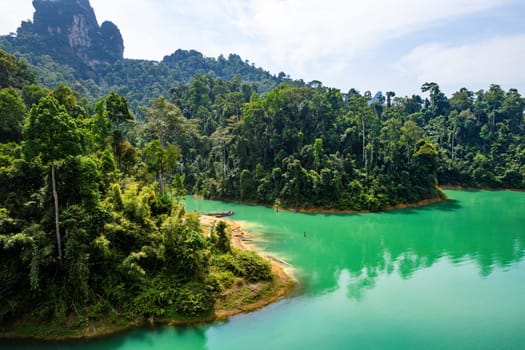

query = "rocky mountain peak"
[16,0,124,67]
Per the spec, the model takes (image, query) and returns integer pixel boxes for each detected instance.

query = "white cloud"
[86,0,525,94]
[397,34,525,93]
[89,0,254,60]
[90,0,167,59]
[0,2,33,35]
[89,0,516,69]
[234,0,513,76]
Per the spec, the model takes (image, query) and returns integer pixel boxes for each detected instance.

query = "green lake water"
[3,190,525,349]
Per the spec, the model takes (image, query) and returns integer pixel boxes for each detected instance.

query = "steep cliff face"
[13,0,124,68]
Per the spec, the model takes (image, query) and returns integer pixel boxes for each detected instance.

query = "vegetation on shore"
[0,216,293,340]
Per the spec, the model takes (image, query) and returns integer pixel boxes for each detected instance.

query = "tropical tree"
[143,140,181,195]
[106,92,133,168]
[0,87,26,142]
[22,96,81,263]
[422,82,450,117]
[142,96,186,146]
[0,49,35,89]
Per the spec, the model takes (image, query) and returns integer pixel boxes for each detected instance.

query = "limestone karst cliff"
[9,0,123,70]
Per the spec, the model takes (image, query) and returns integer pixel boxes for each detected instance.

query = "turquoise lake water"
[2,190,525,349]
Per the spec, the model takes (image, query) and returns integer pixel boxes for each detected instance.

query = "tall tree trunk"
[222,142,227,194]
[370,141,374,169]
[51,162,63,264]
[451,128,455,161]
[361,115,367,170]
[159,168,165,196]
[112,130,123,169]
[159,137,166,196]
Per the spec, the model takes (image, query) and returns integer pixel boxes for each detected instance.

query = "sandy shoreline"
[200,215,295,279]
[198,215,296,320]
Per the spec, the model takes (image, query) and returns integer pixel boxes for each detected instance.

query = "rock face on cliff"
[11,0,123,69]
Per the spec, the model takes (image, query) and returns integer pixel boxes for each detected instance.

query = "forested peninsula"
[0,50,292,339]
[1,0,525,340]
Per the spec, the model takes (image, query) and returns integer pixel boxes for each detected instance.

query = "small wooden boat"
[204,210,234,218]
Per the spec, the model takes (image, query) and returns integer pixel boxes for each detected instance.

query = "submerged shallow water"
[3,190,525,349]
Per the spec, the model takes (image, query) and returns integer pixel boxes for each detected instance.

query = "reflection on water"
[0,326,210,350]
[2,190,525,350]
[247,190,525,296]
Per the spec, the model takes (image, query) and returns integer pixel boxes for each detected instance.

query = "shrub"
[211,254,242,276]
[175,282,214,317]
[214,221,230,253]
[234,250,272,282]
[206,271,235,294]
[211,251,272,282]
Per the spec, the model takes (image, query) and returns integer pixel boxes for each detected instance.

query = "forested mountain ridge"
[0,0,279,113]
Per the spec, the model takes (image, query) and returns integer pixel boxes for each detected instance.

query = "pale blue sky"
[1,0,525,97]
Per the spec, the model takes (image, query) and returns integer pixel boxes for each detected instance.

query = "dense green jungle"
[0,49,283,338]
[0,0,524,338]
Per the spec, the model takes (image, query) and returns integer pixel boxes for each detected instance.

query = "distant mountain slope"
[0,0,279,113]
